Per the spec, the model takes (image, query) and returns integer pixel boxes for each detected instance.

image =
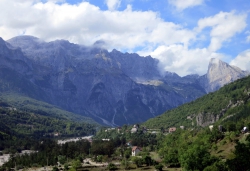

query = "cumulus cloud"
[105,0,121,11]
[0,0,193,50]
[246,31,250,43]
[168,0,204,11]
[0,0,248,76]
[196,11,247,51]
[230,49,250,71]
[138,45,227,76]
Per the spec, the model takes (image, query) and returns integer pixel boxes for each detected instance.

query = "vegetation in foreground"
[2,124,250,171]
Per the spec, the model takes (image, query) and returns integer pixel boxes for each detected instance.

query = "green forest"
[0,95,98,153]
[143,75,250,130]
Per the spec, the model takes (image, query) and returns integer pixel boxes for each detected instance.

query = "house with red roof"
[132,146,142,156]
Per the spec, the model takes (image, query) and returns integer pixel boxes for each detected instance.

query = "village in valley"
[0,122,183,171]
[2,100,250,171]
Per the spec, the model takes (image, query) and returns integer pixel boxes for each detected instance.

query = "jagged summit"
[209,58,221,65]
[1,36,249,126]
[205,58,249,92]
[8,35,42,46]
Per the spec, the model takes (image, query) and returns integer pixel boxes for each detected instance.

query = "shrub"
[107,163,117,171]
[155,164,163,171]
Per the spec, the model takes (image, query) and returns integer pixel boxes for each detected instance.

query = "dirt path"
[83,158,108,166]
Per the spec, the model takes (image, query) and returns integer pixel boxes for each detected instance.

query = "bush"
[52,166,59,171]
[64,163,69,170]
[155,164,163,171]
[131,157,143,168]
[107,163,117,171]
[203,161,227,171]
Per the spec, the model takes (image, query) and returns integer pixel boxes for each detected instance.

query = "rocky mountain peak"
[7,35,42,47]
[208,58,229,73]
[1,36,249,126]
[205,58,249,92]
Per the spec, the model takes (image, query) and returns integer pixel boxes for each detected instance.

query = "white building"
[131,146,142,156]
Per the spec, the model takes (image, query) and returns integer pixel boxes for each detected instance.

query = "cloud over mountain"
[0,0,249,76]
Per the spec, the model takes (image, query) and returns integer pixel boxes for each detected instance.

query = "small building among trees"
[169,127,176,133]
[131,125,138,133]
[132,146,142,156]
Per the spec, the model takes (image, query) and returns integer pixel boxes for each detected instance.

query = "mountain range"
[0,35,249,126]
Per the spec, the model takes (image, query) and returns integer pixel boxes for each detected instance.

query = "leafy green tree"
[227,141,250,171]
[155,164,163,171]
[124,148,131,159]
[96,155,103,162]
[203,161,227,171]
[52,166,59,171]
[68,168,76,171]
[107,163,117,170]
[163,148,179,165]
[179,145,216,171]
[58,155,67,165]
[226,122,236,132]
[131,157,143,168]
[71,160,81,170]
[64,163,69,170]
[142,155,153,166]
[121,158,129,169]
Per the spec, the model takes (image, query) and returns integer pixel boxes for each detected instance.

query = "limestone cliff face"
[1,36,249,126]
[196,99,247,127]
[203,58,249,93]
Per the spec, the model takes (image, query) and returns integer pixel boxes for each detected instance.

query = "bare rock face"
[196,112,219,127]
[1,36,249,126]
[204,58,249,92]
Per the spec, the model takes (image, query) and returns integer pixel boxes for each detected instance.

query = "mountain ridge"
[1,35,249,126]
[143,74,250,129]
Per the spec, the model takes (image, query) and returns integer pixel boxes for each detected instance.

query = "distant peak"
[111,49,121,54]
[93,40,107,49]
[7,35,44,47]
[8,35,40,41]
[0,37,5,43]
[208,58,229,70]
[0,37,7,47]
[210,58,221,65]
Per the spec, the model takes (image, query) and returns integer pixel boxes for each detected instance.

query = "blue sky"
[0,0,249,76]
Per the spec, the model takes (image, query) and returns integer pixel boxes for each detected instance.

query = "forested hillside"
[0,93,99,152]
[2,76,250,171]
[0,92,97,123]
[143,75,250,129]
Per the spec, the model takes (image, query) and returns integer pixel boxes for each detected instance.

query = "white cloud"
[0,0,248,76]
[247,36,250,43]
[0,0,193,50]
[105,0,121,11]
[138,45,227,76]
[230,49,250,71]
[246,31,250,43]
[168,0,204,11]
[197,11,247,51]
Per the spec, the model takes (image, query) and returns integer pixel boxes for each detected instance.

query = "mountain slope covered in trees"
[0,93,99,152]
[143,75,250,129]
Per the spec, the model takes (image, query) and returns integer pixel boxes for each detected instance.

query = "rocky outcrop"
[196,90,250,127]
[202,58,249,93]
